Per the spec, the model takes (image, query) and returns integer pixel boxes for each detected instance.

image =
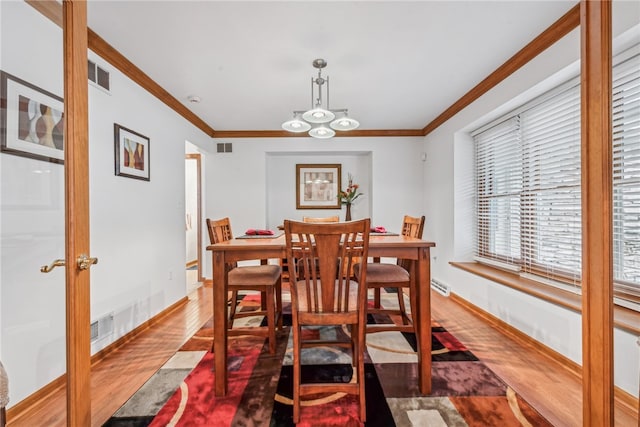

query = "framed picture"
[114,123,150,181]
[296,163,341,209]
[0,71,64,164]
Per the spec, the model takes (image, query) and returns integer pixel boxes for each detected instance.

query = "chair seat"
[229,264,281,286]
[294,279,360,312]
[354,263,409,283]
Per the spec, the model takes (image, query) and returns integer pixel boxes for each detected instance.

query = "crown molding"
[422,3,580,136]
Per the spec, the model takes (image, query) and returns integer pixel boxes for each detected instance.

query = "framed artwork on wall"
[0,71,64,164]
[114,123,150,181]
[296,163,341,209]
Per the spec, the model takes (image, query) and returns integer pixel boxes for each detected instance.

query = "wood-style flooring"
[6,285,638,426]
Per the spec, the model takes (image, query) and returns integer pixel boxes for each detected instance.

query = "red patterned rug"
[104,293,552,426]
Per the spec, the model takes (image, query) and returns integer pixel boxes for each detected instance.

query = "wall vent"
[88,59,111,93]
[90,313,114,343]
[431,278,450,297]
[216,142,232,153]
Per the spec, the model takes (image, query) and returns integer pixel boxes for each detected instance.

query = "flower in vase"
[338,173,363,205]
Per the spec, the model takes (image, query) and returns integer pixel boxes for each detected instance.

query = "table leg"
[415,247,432,394]
[213,251,228,396]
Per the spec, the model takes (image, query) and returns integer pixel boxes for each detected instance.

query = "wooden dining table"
[207,232,436,397]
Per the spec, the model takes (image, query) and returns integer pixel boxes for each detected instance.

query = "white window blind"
[475,117,522,267]
[474,48,640,306]
[520,85,581,286]
[613,53,640,302]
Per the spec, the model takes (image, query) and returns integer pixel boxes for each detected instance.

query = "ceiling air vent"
[216,143,232,153]
[88,59,111,93]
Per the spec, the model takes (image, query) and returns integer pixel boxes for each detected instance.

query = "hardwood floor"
[6,286,638,426]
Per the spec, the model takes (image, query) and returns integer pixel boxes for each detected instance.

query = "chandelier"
[282,58,359,139]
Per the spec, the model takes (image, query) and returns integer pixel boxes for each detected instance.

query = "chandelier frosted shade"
[308,125,335,139]
[330,114,360,131]
[282,116,311,132]
[302,107,335,124]
[282,58,359,139]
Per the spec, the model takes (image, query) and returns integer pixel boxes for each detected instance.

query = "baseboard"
[7,296,189,424]
[449,292,639,416]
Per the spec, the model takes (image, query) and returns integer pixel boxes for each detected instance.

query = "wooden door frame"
[580,1,613,425]
[63,1,91,425]
[186,153,203,283]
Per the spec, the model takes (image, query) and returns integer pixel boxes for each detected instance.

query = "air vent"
[430,279,450,297]
[216,142,232,153]
[88,59,111,93]
[90,313,114,342]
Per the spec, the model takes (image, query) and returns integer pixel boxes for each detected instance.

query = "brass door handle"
[41,259,66,273]
[77,254,98,270]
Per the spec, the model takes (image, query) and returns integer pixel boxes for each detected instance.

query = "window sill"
[450,261,640,335]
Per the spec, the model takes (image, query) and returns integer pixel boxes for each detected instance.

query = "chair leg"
[228,290,239,328]
[276,279,283,330]
[266,287,276,354]
[292,324,302,424]
[357,325,367,422]
[397,287,410,325]
[373,287,381,308]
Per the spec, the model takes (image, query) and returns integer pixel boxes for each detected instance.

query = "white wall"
[423,2,640,397]
[202,137,425,278]
[0,1,210,405]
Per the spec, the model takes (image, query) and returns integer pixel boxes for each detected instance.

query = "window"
[474,48,640,307]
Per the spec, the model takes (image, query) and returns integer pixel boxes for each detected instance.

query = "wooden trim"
[211,129,424,139]
[449,262,640,336]
[185,153,203,282]
[580,1,614,425]
[26,2,582,141]
[448,292,639,416]
[422,3,580,136]
[63,1,91,425]
[6,296,189,424]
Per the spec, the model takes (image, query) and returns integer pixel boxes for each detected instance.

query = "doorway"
[185,153,202,293]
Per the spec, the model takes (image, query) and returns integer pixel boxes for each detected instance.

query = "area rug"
[103,291,552,426]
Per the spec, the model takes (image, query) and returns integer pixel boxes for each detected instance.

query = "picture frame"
[296,163,341,209]
[114,123,150,181]
[0,71,64,164]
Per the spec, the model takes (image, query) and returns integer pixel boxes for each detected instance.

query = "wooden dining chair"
[206,217,282,354]
[283,218,370,423]
[355,214,425,333]
[302,215,340,223]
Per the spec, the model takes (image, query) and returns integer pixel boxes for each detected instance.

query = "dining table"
[207,232,436,397]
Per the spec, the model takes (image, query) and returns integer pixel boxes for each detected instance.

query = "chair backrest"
[284,218,370,315]
[206,217,233,244]
[398,215,425,270]
[401,215,425,239]
[302,216,340,223]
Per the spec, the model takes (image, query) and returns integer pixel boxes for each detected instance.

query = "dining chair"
[302,215,340,223]
[281,216,341,281]
[283,218,370,423]
[355,214,425,333]
[206,217,282,354]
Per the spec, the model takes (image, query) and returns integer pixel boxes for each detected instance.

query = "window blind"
[475,117,522,267]
[612,53,640,301]
[473,48,640,306]
[520,85,581,286]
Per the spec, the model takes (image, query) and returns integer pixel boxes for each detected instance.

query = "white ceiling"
[86,1,579,133]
